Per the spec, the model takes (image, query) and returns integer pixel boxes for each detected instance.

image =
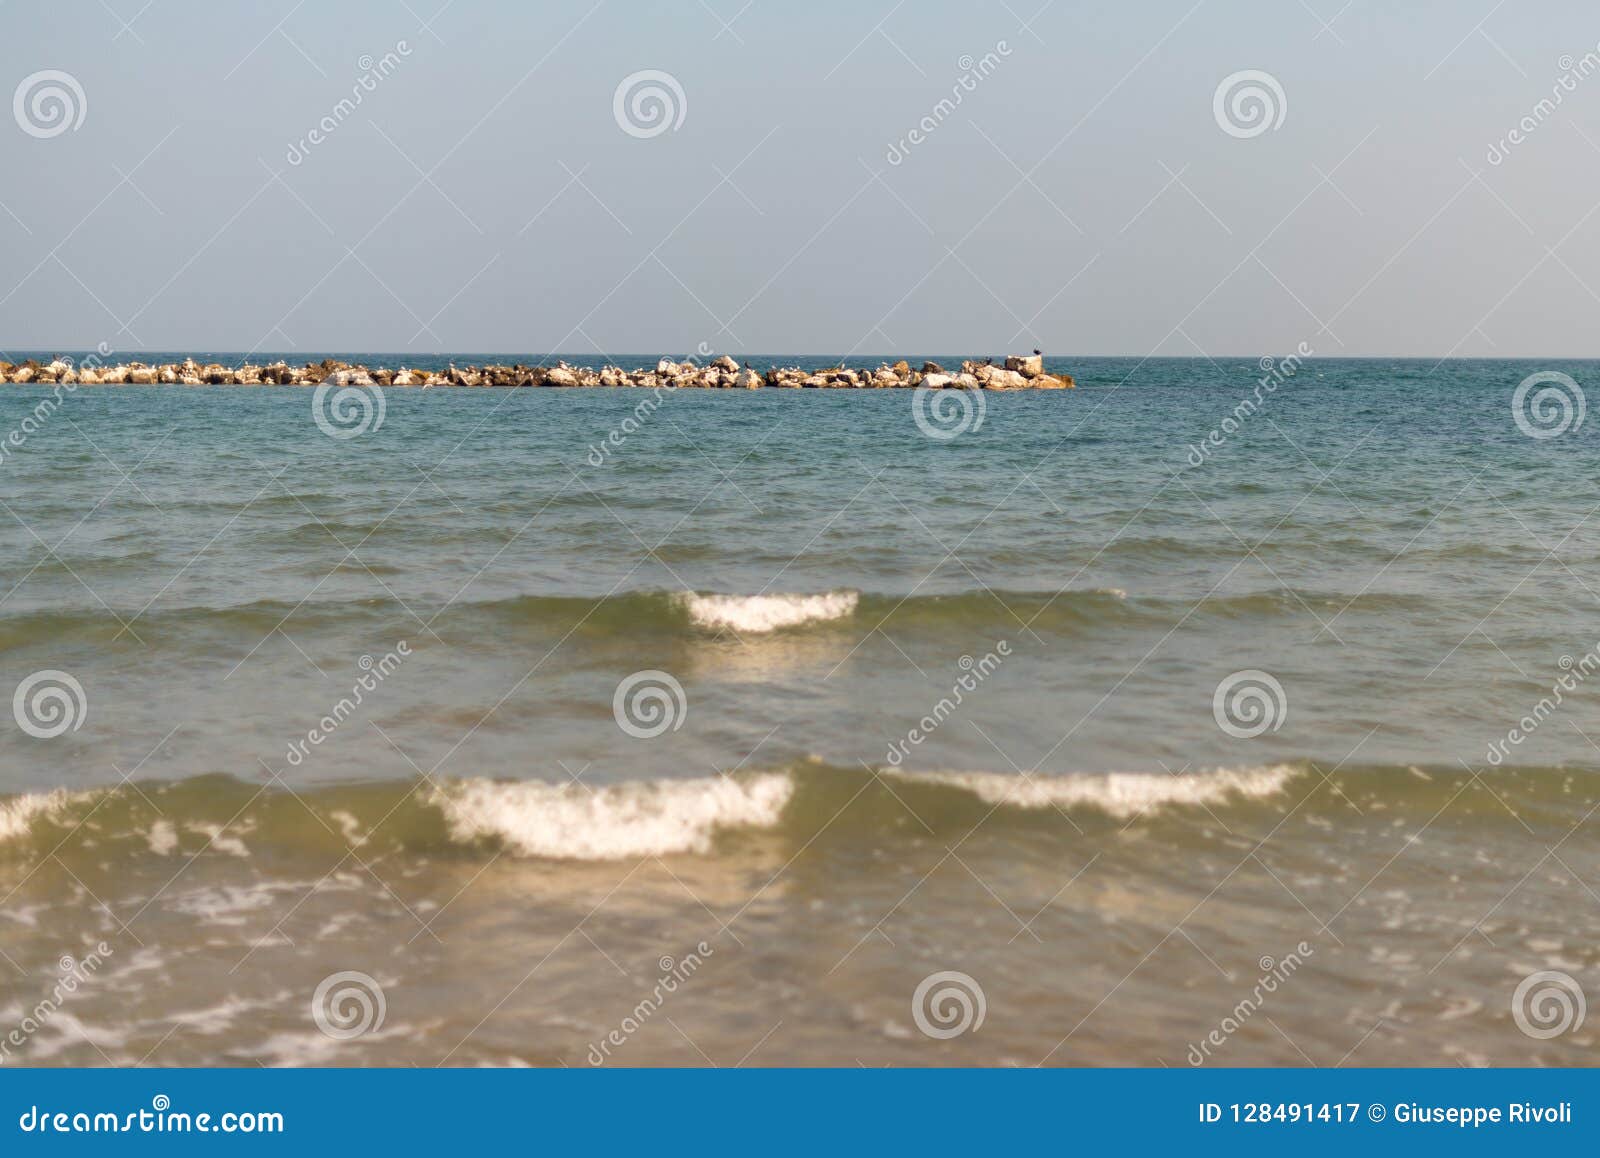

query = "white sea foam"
[186,821,251,858]
[166,991,295,1036]
[435,773,794,860]
[896,764,1299,819]
[0,789,89,844]
[256,1021,409,1067]
[168,880,334,926]
[15,1010,132,1062]
[678,590,858,633]
[146,819,178,856]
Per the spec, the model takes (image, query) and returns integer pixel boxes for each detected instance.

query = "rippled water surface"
[0,356,1596,1066]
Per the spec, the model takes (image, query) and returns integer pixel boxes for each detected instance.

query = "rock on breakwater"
[0,354,1074,390]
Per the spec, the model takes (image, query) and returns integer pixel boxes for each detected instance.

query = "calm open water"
[0,355,1596,1066]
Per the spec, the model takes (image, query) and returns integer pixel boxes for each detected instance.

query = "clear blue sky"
[3,0,1598,357]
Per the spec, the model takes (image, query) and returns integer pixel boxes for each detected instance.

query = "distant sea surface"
[0,355,1596,1067]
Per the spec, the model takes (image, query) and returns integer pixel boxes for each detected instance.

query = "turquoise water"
[0,356,1596,1066]
[1,355,1594,785]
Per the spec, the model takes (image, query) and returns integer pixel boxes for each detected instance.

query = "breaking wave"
[0,788,90,842]
[896,763,1298,819]
[434,773,795,858]
[675,590,860,633]
[1,761,1590,866]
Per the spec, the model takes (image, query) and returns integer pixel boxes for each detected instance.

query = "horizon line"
[3,348,1599,364]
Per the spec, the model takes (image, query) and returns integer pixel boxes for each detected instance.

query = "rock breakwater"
[0,354,1073,390]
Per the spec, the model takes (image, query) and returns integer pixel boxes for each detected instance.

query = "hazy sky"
[3,0,1600,357]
